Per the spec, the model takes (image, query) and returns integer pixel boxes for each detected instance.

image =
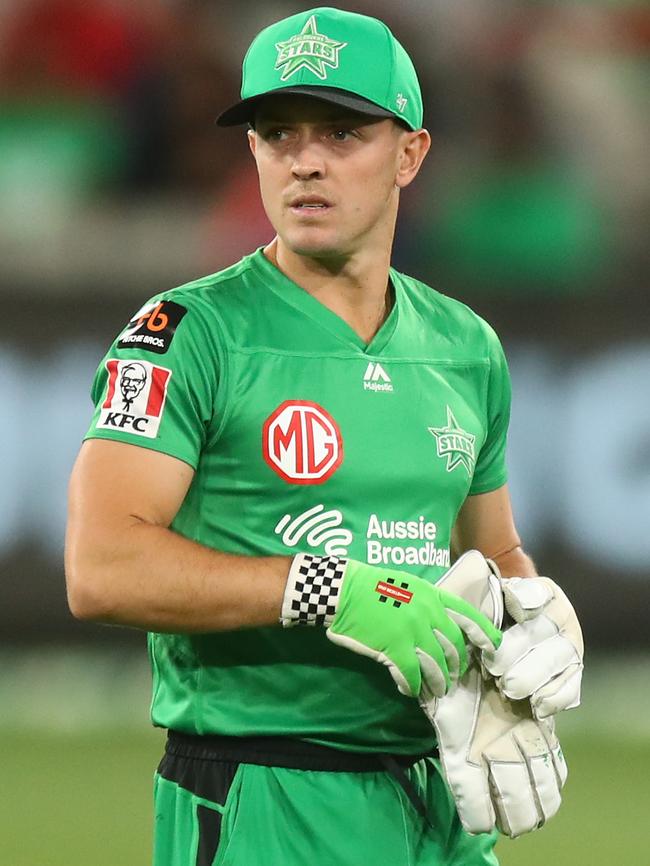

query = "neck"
[264,238,394,345]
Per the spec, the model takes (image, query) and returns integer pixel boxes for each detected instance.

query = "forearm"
[65,520,290,633]
[452,487,538,578]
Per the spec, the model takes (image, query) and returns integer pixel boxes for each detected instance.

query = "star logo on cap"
[275,15,347,82]
[428,407,476,475]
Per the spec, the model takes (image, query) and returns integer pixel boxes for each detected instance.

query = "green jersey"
[85,249,511,754]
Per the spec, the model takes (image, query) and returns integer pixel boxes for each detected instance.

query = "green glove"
[281,554,502,699]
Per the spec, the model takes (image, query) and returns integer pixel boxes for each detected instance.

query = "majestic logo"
[263,400,343,484]
[428,406,476,475]
[97,359,172,438]
[275,15,347,82]
[118,300,187,355]
[375,578,413,607]
[275,504,352,556]
[363,362,393,392]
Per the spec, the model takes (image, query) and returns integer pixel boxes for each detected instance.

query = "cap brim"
[216,86,396,127]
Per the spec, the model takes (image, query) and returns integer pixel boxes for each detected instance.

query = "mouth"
[288,195,332,215]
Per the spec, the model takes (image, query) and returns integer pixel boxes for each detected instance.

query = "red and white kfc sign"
[263,400,343,485]
[96,359,172,439]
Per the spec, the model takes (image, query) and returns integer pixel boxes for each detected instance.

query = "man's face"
[248,96,420,260]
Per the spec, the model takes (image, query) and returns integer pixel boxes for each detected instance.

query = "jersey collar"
[249,248,400,354]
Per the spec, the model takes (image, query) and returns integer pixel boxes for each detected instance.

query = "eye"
[260,127,289,143]
[331,128,354,142]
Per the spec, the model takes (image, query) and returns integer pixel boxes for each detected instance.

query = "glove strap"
[281,554,348,628]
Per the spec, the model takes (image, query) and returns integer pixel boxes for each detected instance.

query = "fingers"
[488,759,542,837]
[386,636,456,702]
[416,646,449,701]
[498,634,581,701]
[550,740,569,789]
[482,577,583,715]
[500,577,553,622]
[440,590,502,651]
[485,722,563,838]
[531,663,583,719]
[443,764,496,837]
[433,615,469,679]
[325,631,420,697]
[483,616,556,677]
[518,721,565,824]
[489,757,561,837]
[382,649,423,697]
[522,749,562,827]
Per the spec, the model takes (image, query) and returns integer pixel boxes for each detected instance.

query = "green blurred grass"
[497,735,648,866]
[2,728,163,866]
[2,729,647,865]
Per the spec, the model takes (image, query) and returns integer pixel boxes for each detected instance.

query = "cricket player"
[65,7,584,866]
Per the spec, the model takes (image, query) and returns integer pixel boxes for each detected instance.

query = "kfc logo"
[96,359,172,439]
[119,362,147,410]
[263,401,343,484]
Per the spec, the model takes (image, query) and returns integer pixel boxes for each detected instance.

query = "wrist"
[281,553,349,628]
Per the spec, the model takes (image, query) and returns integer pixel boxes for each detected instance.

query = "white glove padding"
[423,668,568,837]
[483,574,584,720]
[423,551,568,837]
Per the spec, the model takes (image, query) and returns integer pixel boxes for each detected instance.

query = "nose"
[290,134,325,181]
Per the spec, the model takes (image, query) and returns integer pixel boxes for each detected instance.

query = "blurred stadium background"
[1,0,648,863]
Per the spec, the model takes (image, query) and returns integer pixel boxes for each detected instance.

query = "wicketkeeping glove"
[482,568,584,719]
[421,551,569,837]
[427,667,568,837]
[281,554,502,699]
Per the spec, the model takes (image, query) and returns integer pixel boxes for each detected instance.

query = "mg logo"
[263,400,343,484]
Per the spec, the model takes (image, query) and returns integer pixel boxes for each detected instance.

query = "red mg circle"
[262,400,344,485]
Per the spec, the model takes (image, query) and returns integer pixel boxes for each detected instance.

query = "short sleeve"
[469,324,512,495]
[84,295,220,469]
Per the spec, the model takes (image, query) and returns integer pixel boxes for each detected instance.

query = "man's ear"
[395,128,431,190]
[247,128,257,158]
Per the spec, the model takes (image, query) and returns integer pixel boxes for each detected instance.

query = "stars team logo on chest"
[428,406,476,476]
[275,15,347,81]
[263,400,343,484]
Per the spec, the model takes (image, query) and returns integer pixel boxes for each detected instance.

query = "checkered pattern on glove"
[281,554,347,627]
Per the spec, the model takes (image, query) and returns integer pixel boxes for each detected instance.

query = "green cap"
[216,7,423,130]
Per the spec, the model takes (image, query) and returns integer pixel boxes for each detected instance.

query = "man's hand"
[281,554,502,699]
[422,550,569,837]
[483,572,584,719]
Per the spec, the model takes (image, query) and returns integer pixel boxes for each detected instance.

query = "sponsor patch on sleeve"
[117,300,187,354]
[96,359,172,439]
